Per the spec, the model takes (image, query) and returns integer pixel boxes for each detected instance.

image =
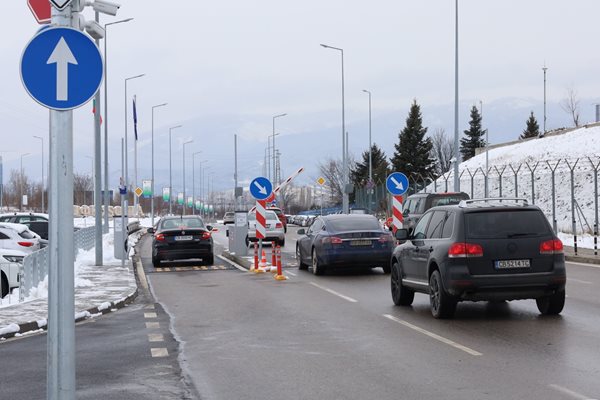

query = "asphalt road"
[140,224,600,400]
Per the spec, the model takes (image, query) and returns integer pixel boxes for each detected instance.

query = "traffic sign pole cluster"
[386,172,409,234]
[250,177,273,273]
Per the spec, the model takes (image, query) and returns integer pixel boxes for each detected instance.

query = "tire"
[152,256,161,268]
[536,290,565,315]
[297,246,308,270]
[429,269,457,319]
[245,236,250,247]
[1,273,8,299]
[279,238,286,247]
[382,264,391,274]
[391,262,414,306]
[312,249,324,275]
[204,254,215,266]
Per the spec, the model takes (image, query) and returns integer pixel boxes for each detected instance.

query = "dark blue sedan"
[296,214,395,275]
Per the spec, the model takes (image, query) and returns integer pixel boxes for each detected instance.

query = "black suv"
[390,198,566,319]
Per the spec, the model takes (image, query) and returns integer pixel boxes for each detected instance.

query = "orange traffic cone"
[255,250,267,273]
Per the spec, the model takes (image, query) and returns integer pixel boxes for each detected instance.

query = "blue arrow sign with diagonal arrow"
[21,27,103,111]
[386,172,409,196]
[250,177,272,200]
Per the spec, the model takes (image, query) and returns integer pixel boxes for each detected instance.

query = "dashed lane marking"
[145,322,160,329]
[548,384,597,400]
[568,278,594,285]
[151,348,169,358]
[285,271,297,277]
[383,314,482,356]
[144,304,155,309]
[144,312,157,319]
[150,265,230,273]
[148,333,164,342]
[309,282,358,303]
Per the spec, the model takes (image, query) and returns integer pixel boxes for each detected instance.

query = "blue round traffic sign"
[386,172,409,196]
[250,177,273,200]
[21,27,103,111]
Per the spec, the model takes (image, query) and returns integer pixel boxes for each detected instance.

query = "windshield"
[160,218,205,230]
[248,211,278,221]
[465,210,551,239]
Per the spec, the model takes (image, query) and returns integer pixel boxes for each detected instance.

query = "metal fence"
[352,157,600,255]
[17,226,96,302]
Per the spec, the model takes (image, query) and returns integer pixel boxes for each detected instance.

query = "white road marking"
[566,261,600,269]
[382,314,482,357]
[286,271,297,277]
[144,304,155,309]
[145,322,160,329]
[568,278,594,285]
[217,255,248,272]
[144,312,157,319]
[147,333,164,342]
[309,282,358,303]
[548,384,596,400]
[151,348,169,358]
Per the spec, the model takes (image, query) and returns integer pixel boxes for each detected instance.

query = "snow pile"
[432,125,600,236]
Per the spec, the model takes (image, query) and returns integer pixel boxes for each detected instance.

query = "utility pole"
[362,89,372,213]
[234,134,239,208]
[453,0,460,192]
[543,65,548,135]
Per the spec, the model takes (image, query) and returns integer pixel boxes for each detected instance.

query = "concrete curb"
[565,255,600,265]
[0,289,138,340]
[221,251,252,270]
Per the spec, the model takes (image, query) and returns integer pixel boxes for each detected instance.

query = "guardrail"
[18,226,96,302]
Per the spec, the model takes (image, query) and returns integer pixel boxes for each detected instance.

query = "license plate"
[350,240,372,246]
[175,235,193,241]
[495,259,530,269]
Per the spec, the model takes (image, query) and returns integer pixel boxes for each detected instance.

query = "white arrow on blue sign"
[250,177,273,200]
[21,27,103,111]
[386,172,409,196]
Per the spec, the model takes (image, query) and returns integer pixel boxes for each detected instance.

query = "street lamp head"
[320,44,329,48]
[126,73,145,82]
[184,140,194,146]
[105,18,133,28]
[153,103,168,110]
[274,113,287,119]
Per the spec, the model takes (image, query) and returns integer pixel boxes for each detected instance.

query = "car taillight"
[18,241,34,247]
[323,236,343,245]
[276,223,283,229]
[448,243,483,258]
[155,234,165,242]
[540,239,563,255]
[378,235,394,243]
[202,232,212,240]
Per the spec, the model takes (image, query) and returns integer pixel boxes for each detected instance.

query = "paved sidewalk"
[0,260,137,339]
[564,245,600,265]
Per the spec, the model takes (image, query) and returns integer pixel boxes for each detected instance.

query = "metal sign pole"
[93,11,103,266]
[47,5,75,400]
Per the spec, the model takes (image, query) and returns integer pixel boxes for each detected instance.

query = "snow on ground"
[430,125,600,237]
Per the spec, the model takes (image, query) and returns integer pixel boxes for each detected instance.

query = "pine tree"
[351,144,390,187]
[460,105,486,161]
[520,111,540,140]
[390,100,435,179]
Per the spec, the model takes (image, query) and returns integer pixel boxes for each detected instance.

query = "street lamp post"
[202,166,211,218]
[85,156,93,206]
[543,65,548,135]
[481,100,489,197]
[151,103,168,226]
[124,74,145,216]
[20,153,30,211]
[168,125,183,215]
[362,90,372,213]
[103,18,133,233]
[321,43,348,213]
[182,140,194,215]
[453,0,460,192]
[33,136,45,213]
[272,113,287,184]
[192,152,202,215]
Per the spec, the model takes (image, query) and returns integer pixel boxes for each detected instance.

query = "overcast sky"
[1,0,599,191]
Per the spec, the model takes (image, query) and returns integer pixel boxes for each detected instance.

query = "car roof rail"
[458,198,529,208]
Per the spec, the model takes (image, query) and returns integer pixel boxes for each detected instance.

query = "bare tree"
[318,158,344,205]
[277,183,296,212]
[560,87,581,127]
[430,128,454,175]
[73,173,93,205]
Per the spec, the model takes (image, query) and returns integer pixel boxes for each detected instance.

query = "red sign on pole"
[28,0,52,24]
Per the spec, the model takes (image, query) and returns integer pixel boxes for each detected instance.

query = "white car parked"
[0,223,42,253]
[0,249,26,298]
[247,211,285,246]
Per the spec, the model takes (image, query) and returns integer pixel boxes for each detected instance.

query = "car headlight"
[3,255,24,264]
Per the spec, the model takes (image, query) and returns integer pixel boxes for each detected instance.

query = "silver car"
[247,211,285,246]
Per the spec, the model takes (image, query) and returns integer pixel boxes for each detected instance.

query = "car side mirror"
[297,228,306,235]
[147,227,155,234]
[206,225,213,231]
[395,229,409,241]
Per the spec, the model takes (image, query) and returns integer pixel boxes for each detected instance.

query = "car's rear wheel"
[296,246,307,270]
[279,238,286,247]
[391,262,414,306]
[152,256,161,268]
[245,236,250,247]
[204,254,215,266]
[1,273,8,299]
[536,290,565,315]
[429,269,457,319]
[312,249,324,275]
